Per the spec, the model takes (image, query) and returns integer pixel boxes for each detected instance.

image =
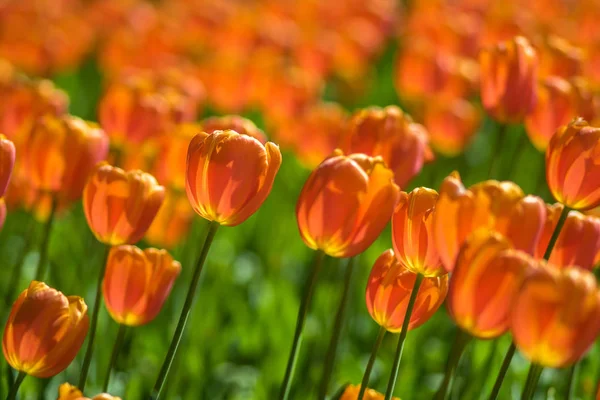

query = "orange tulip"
[0,134,16,197]
[103,245,181,326]
[366,249,448,332]
[24,114,109,202]
[58,383,122,400]
[201,115,266,144]
[339,384,399,400]
[548,211,600,270]
[546,118,600,210]
[479,36,538,123]
[433,172,545,272]
[525,77,577,151]
[343,105,434,187]
[186,129,282,226]
[152,123,199,190]
[392,187,443,277]
[83,163,165,245]
[3,281,89,378]
[539,36,584,79]
[512,265,600,368]
[447,230,536,339]
[145,191,194,249]
[296,150,400,257]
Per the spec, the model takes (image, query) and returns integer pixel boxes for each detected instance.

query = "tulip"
[433,172,545,272]
[201,115,266,143]
[340,384,399,400]
[3,281,89,378]
[547,211,600,270]
[296,150,400,258]
[83,162,165,246]
[103,245,181,326]
[58,383,122,400]
[145,191,194,249]
[152,123,199,190]
[186,129,282,226]
[366,249,448,332]
[392,187,443,277]
[540,36,584,79]
[343,105,434,187]
[534,203,565,259]
[512,265,600,368]
[447,230,536,339]
[0,134,15,197]
[479,36,538,123]
[546,118,600,210]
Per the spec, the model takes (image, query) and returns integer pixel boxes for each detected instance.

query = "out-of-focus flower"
[297,150,400,258]
[58,383,122,400]
[512,265,600,368]
[145,191,194,249]
[546,118,600,210]
[448,230,536,338]
[339,384,399,400]
[152,123,199,190]
[103,245,181,326]
[423,98,481,157]
[0,134,16,197]
[343,105,434,187]
[23,115,109,202]
[525,77,577,151]
[83,163,165,245]
[433,172,545,272]
[392,187,443,277]
[479,36,538,123]
[539,36,585,79]
[186,129,281,226]
[547,211,600,270]
[201,115,266,143]
[3,281,89,378]
[366,249,448,333]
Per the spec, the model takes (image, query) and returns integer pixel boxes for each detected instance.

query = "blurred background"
[0,0,599,399]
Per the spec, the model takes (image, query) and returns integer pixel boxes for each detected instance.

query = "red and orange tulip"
[366,249,448,333]
[479,36,538,123]
[548,211,600,270]
[343,105,434,187]
[392,187,443,277]
[296,151,400,258]
[447,230,536,339]
[103,245,181,326]
[58,383,122,400]
[339,384,399,400]
[83,163,165,245]
[186,129,282,226]
[0,134,16,197]
[512,265,600,368]
[546,118,600,210]
[3,281,89,378]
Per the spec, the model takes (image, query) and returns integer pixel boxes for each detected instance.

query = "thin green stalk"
[357,326,386,400]
[4,222,37,308]
[5,371,25,400]
[505,131,528,180]
[520,364,543,400]
[565,364,578,400]
[33,196,58,281]
[384,273,425,400]
[543,206,569,261]
[318,257,355,399]
[78,244,111,391]
[150,221,220,400]
[103,324,128,392]
[278,250,325,400]
[488,342,516,400]
[433,330,472,400]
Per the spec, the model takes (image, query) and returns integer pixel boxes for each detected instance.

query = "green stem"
[358,326,387,400]
[565,363,578,400]
[4,222,37,308]
[488,124,508,179]
[384,273,425,400]
[33,196,57,281]
[5,371,25,400]
[318,257,355,399]
[78,244,111,391]
[505,131,528,180]
[433,330,472,400]
[488,342,516,400]
[150,221,220,400]
[542,206,569,261]
[278,250,325,400]
[103,324,128,392]
[520,364,543,400]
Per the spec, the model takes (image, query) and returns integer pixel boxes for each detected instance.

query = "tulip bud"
[546,118,600,210]
[296,151,400,258]
[479,36,538,123]
[0,134,16,197]
[103,245,181,326]
[3,281,89,378]
[366,249,448,333]
[83,163,165,245]
[339,384,399,400]
[186,129,282,226]
[392,187,443,277]
[448,230,536,338]
[512,266,600,368]
[58,383,122,400]
[547,211,600,270]
[344,105,434,187]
